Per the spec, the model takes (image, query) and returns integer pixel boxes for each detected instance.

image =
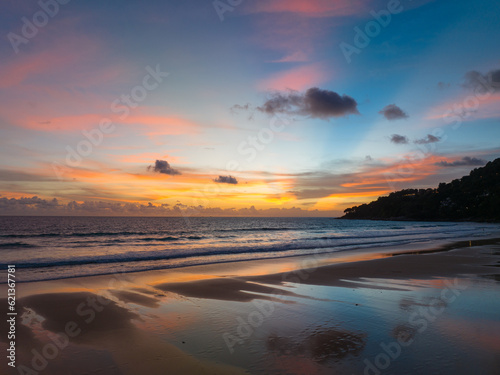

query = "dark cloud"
[0,196,330,217]
[230,103,251,114]
[414,134,441,144]
[256,87,359,119]
[0,196,59,207]
[435,156,486,168]
[379,104,409,120]
[213,175,238,185]
[147,160,181,176]
[463,68,500,92]
[437,82,450,90]
[493,70,500,88]
[230,103,255,120]
[390,134,409,144]
[0,196,60,215]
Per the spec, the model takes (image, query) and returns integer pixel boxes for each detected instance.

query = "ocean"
[0,216,497,283]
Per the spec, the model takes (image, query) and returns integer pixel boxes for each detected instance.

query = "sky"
[0,0,499,216]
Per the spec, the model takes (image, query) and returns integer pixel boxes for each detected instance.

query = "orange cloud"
[4,151,467,216]
[338,155,442,192]
[312,189,392,211]
[116,153,184,164]
[264,192,296,205]
[257,63,332,91]
[308,155,449,211]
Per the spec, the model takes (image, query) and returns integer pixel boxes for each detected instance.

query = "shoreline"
[2,234,500,374]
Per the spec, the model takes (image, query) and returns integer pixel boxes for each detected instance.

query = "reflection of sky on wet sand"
[1,289,244,375]
[2,251,500,374]
[344,277,500,375]
[166,275,500,374]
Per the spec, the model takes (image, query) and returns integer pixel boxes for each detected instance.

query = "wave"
[0,233,458,271]
[0,225,480,252]
[138,236,180,242]
[0,227,296,239]
[0,231,194,240]
[312,227,472,242]
[0,231,159,238]
[214,227,297,233]
[0,222,472,242]
[0,242,38,249]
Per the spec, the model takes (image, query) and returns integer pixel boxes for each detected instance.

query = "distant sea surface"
[0,216,498,283]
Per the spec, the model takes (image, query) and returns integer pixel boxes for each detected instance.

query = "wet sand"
[2,237,500,374]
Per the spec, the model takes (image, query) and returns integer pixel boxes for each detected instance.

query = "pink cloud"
[257,63,332,91]
[269,51,309,63]
[0,34,135,133]
[15,112,202,137]
[250,14,326,57]
[0,36,102,89]
[0,50,70,89]
[244,0,369,17]
[244,1,363,65]
[24,113,104,132]
[426,94,500,123]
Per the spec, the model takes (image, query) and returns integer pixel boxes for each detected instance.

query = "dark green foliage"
[342,158,500,222]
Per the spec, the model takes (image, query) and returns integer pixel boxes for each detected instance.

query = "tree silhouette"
[342,158,500,222]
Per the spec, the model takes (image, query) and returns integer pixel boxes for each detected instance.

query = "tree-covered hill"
[342,158,500,222]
